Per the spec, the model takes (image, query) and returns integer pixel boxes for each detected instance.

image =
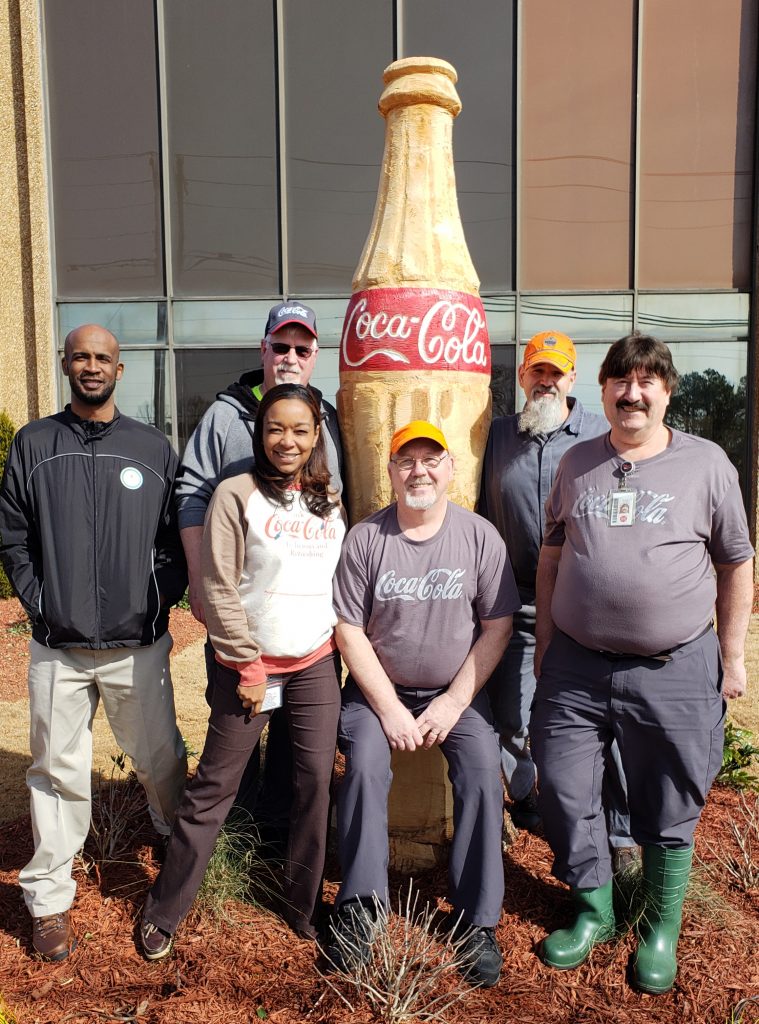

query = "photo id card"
[608,490,636,527]
[261,680,284,711]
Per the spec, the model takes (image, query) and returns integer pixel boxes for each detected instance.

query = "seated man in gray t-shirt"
[326,420,520,990]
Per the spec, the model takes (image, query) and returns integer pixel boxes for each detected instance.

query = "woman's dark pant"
[531,629,725,890]
[144,651,341,938]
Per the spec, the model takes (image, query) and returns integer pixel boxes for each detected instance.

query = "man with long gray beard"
[479,331,636,867]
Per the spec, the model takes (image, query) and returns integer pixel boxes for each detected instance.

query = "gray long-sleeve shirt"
[176,368,343,530]
[478,398,607,600]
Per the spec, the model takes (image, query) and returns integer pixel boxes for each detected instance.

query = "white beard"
[518,395,565,436]
[404,491,436,510]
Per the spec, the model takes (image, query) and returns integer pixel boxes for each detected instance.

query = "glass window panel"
[44,0,163,297]
[520,0,635,289]
[163,1,279,296]
[490,345,516,418]
[639,0,757,289]
[173,301,274,346]
[58,303,166,346]
[520,294,633,342]
[57,350,171,435]
[310,348,339,409]
[302,298,355,349]
[638,293,750,342]
[284,0,392,293]
[175,349,261,453]
[404,1,514,290]
[483,296,516,344]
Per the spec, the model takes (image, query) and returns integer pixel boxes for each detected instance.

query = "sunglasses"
[269,341,315,359]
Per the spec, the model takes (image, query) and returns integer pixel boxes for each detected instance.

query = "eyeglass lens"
[270,342,313,358]
[393,454,447,471]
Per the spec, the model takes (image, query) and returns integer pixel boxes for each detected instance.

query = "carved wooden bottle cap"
[379,57,461,118]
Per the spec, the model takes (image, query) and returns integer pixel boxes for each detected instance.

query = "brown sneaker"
[140,919,174,961]
[32,911,77,961]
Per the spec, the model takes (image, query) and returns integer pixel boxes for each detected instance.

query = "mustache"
[617,400,647,411]
[532,387,558,398]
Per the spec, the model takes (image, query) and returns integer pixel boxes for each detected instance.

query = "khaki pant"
[20,634,187,916]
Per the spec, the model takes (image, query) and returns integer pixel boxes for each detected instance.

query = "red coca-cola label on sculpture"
[339,288,491,374]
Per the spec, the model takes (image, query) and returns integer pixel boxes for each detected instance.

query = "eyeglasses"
[390,452,449,472]
[269,341,315,359]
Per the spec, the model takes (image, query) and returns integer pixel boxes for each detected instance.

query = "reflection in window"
[490,346,516,417]
[284,0,392,293]
[164,1,279,295]
[668,370,747,495]
[58,303,166,346]
[44,0,163,297]
[174,349,261,453]
[57,349,170,435]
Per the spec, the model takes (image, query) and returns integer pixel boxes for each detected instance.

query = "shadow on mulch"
[0,787,756,1024]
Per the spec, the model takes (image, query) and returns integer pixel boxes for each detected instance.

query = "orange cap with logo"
[390,420,449,455]
[521,331,576,373]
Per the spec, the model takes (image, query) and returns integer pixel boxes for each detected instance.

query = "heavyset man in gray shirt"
[532,334,754,994]
[328,420,520,989]
[479,331,635,867]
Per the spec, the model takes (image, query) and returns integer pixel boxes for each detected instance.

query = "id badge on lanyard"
[608,460,636,528]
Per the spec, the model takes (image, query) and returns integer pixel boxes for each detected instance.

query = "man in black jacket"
[0,324,188,961]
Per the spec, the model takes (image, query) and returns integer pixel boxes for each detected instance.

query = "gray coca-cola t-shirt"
[333,500,520,689]
[544,430,754,655]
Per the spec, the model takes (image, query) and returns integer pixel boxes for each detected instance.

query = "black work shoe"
[32,911,77,961]
[322,899,377,973]
[509,790,542,834]
[140,919,174,961]
[456,924,503,988]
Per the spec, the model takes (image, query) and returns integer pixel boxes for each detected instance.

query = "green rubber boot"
[541,880,616,969]
[633,845,693,994]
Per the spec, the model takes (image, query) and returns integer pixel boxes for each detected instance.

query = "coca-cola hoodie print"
[0,408,187,649]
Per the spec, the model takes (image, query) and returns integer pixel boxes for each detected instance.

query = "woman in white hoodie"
[140,383,345,957]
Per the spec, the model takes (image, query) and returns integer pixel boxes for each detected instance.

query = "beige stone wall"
[0,0,55,432]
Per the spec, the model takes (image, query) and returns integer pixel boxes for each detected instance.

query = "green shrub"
[717,722,759,792]
[0,411,17,600]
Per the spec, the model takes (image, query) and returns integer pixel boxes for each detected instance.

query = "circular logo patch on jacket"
[120,467,144,490]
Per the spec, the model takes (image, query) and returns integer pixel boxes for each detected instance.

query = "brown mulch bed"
[0,787,757,1023]
[0,598,205,701]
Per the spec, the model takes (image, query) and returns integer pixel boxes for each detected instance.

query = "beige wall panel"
[521,0,635,290]
[0,0,55,431]
[639,0,757,289]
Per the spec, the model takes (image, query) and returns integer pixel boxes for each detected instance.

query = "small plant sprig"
[726,995,759,1023]
[318,882,475,1024]
[196,811,281,923]
[87,751,148,866]
[700,792,759,892]
[717,723,759,792]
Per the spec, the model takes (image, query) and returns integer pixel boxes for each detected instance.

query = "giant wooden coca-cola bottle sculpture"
[338,57,492,871]
[338,57,491,520]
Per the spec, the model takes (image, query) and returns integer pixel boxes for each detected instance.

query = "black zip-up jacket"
[0,408,187,649]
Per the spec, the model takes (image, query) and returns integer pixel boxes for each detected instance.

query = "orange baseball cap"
[521,331,576,373]
[390,420,449,455]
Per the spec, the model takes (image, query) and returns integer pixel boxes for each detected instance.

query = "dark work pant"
[486,603,633,847]
[531,629,725,889]
[336,679,505,927]
[144,651,341,938]
[204,639,293,824]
